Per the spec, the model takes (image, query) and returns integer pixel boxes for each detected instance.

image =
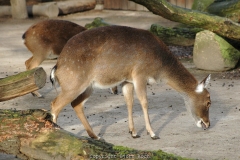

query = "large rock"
[193,30,240,71]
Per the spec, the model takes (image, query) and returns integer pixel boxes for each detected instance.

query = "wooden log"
[10,0,28,19]
[207,0,240,23]
[0,6,11,17]
[191,0,214,12]
[0,3,58,18]
[0,67,46,102]
[0,109,187,159]
[130,0,240,43]
[27,2,59,18]
[57,0,96,15]
[150,24,203,46]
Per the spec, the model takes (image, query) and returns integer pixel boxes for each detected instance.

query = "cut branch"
[130,0,240,42]
[0,67,46,102]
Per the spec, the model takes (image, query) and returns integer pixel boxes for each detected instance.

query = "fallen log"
[150,24,203,46]
[57,0,96,15]
[0,67,46,102]
[130,0,240,42]
[0,0,95,18]
[0,3,58,18]
[27,2,59,18]
[0,6,11,17]
[0,109,187,159]
[207,0,240,23]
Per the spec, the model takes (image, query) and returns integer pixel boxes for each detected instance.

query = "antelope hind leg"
[71,86,100,140]
[122,82,140,138]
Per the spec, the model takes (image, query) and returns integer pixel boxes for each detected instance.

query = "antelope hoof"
[147,132,160,140]
[31,92,44,98]
[129,131,140,138]
[92,136,103,141]
[151,135,160,140]
[132,135,140,138]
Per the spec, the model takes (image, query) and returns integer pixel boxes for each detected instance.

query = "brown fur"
[23,20,87,70]
[23,20,86,97]
[51,26,211,140]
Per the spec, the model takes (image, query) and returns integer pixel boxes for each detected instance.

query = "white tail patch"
[195,74,211,93]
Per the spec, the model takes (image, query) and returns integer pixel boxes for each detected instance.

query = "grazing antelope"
[22,20,86,97]
[50,26,211,140]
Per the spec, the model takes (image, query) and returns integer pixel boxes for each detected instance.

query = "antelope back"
[56,25,173,84]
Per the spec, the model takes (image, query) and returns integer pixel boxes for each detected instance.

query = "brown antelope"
[22,20,86,97]
[50,26,211,140]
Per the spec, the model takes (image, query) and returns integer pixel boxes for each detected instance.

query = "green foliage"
[85,17,110,29]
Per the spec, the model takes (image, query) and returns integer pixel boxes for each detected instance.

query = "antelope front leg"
[122,82,140,138]
[133,79,159,140]
[71,87,100,140]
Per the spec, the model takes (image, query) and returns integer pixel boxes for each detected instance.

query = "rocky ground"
[0,10,240,160]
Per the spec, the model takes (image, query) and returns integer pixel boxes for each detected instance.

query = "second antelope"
[22,20,86,97]
[50,26,211,140]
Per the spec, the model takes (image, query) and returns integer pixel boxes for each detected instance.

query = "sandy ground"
[0,10,240,160]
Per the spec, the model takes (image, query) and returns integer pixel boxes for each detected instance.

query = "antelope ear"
[195,74,211,93]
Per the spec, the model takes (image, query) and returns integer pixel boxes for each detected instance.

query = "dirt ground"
[0,10,240,160]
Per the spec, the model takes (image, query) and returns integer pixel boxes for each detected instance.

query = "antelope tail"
[50,65,58,93]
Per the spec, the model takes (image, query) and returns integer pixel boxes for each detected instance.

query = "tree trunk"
[130,0,240,42]
[207,0,240,23]
[0,67,46,102]
[0,109,186,160]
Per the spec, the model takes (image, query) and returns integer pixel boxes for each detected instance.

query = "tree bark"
[130,0,240,42]
[0,109,186,160]
[0,67,46,102]
[191,0,214,12]
[207,0,240,23]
